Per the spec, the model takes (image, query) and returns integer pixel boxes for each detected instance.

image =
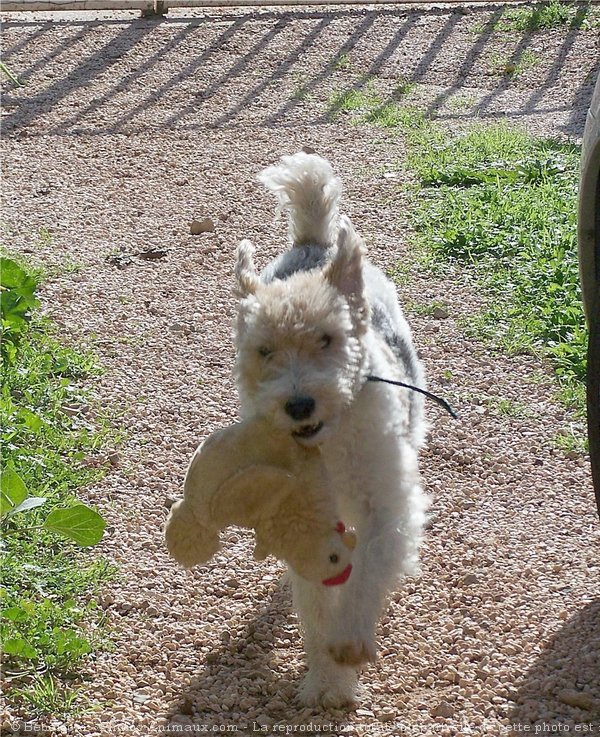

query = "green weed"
[395,76,416,96]
[10,675,82,716]
[485,396,532,419]
[0,61,24,86]
[406,300,449,318]
[329,84,380,115]
[333,53,351,71]
[490,49,540,77]
[1,256,114,715]
[554,424,588,455]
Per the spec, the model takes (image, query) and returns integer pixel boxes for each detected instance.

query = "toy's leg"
[164,501,220,568]
[289,570,360,708]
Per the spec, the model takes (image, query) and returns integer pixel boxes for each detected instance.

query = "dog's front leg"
[289,570,361,708]
[328,505,413,667]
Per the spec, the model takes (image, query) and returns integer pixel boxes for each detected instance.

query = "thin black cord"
[366,374,458,419]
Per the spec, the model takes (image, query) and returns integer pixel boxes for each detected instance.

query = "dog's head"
[234,217,369,446]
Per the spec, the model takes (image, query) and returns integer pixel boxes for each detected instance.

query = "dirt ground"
[1,3,599,736]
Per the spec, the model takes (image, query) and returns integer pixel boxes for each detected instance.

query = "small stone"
[356,708,375,717]
[302,145,316,154]
[169,322,191,335]
[462,574,479,586]
[189,218,215,234]
[377,709,396,722]
[431,701,454,718]
[108,452,120,467]
[146,605,159,617]
[138,248,168,260]
[254,716,274,729]
[205,652,219,664]
[179,696,194,715]
[433,306,449,320]
[557,689,596,711]
[225,578,240,588]
[164,497,176,509]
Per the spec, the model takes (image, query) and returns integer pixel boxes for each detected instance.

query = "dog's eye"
[329,553,339,564]
[258,346,273,359]
[320,334,332,349]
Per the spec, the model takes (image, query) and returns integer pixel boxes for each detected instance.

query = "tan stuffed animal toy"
[164,416,356,586]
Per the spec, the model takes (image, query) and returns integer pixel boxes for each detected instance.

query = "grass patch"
[331,86,586,413]
[495,0,600,31]
[408,123,586,411]
[1,257,115,716]
[484,396,532,419]
[329,78,415,122]
[329,84,380,115]
[489,49,540,78]
[405,299,449,318]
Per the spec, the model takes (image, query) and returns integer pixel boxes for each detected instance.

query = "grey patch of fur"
[370,303,419,382]
[261,244,333,284]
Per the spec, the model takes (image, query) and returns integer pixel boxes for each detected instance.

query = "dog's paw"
[298,672,359,709]
[328,637,377,666]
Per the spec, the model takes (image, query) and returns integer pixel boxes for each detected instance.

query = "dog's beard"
[237,378,353,447]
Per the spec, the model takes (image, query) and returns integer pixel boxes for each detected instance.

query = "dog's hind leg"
[289,570,360,708]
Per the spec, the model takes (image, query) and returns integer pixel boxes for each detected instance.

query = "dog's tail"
[257,152,341,248]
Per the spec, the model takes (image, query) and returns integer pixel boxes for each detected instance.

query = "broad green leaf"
[0,258,28,289]
[43,504,106,546]
[2,637,37,659]
[1,606,29,622]
[0,468,28,517]
[18,408,44,433]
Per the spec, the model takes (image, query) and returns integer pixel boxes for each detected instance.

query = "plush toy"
[164,416,356,586]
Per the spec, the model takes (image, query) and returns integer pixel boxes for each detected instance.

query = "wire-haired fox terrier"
[233,152,429,708]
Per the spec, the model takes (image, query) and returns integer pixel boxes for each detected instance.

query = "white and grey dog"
[233,152,429,708]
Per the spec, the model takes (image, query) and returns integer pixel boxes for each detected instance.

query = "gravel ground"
[1,4,599,736]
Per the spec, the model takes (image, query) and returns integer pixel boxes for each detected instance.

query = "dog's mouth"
[292,421,324,440]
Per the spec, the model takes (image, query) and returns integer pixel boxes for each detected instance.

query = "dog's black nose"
[284,396,315,421]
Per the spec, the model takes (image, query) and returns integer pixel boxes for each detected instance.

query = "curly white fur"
[235,152,429,708]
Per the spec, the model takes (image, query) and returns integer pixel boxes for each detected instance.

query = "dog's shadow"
[165,577,351,730]
[508,599,600,725]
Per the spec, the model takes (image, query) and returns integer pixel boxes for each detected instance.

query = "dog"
[233,152,429,708]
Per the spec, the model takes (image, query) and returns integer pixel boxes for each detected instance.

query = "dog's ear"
[235,239,260,297]
[324,216,369,332]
